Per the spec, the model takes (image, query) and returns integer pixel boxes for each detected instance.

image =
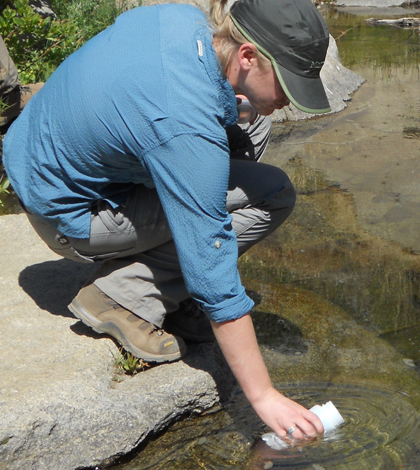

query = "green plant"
[0,170,10,207]
[0,95,8,114]
[50,0,140,45]
[113,348,150,378]
[0,0,141,84]
[0,0,80,83]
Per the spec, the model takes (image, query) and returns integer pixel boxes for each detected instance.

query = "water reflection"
[266,6,420,253]
[325,7,420,72]
[242,157,420,367]
[111,156,420,468]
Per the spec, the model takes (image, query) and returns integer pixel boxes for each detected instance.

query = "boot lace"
[150,326,164,336]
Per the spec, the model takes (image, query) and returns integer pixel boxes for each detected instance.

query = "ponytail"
[210,0,230,28]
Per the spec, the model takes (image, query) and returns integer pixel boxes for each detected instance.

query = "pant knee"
[261,166,296,214]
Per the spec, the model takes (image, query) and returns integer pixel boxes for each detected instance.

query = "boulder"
[272,35,365,122]
[29,0,56,19]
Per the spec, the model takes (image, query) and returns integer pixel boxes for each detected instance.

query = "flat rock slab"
[0,214,235,470]
[339,5,420,15]
[337,0,417,7]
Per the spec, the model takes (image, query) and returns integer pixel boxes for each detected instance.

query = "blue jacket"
[3,4,254,322]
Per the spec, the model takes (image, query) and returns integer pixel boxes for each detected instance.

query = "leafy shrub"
[0,165,10,207]
[0,0,79,83]
[0,0,141,84]
[51,0,137,45]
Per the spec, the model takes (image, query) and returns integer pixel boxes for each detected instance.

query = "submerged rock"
[403,358,417,368]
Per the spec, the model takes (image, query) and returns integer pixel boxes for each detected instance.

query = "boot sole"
[68,299,186,363]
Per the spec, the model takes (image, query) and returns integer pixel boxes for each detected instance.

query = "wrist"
[247,384,278,408]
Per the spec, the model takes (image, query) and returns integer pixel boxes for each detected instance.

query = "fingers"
[304,409,325,435]
[251,388,325,441]
[278,424,312,440]
[281,410,324,440]
[269,395,324,440]
[282,416,322,440]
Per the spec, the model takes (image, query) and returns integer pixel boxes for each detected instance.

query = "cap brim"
[273,60,331,114]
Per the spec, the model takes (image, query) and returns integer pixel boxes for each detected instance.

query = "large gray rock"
[272,35,365,122]
[29,0,57,19]
[0,214,235,470]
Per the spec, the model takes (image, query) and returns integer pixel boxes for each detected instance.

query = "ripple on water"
[113,382,420,470]
[247,382,420,470]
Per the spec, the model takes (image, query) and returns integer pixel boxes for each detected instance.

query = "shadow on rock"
[69,319,108,340]
[18,258,98,318]
[17,259,259,408]
[252,310,308,355]
[247,289,307,355]
[182,341,237,404]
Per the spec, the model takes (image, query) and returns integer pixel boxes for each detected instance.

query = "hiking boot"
[0,82,44,129]
[163,299,215,342]
[68,283,186,363]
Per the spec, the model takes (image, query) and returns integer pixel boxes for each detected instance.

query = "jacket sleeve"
[142,133,254,322]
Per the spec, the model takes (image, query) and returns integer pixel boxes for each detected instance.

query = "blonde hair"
[210,0,271,75]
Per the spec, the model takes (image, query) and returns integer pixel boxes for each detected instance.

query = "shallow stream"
[108,6,420,470]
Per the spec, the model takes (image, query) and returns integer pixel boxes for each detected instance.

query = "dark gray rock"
[338,5,420,16]
[337,0,418,7]
[29,0,57,19]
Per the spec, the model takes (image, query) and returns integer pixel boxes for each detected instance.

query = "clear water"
[111,384,420,469]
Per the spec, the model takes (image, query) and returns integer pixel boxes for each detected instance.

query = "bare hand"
[211,314,324,440]
[252,386,324,439]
